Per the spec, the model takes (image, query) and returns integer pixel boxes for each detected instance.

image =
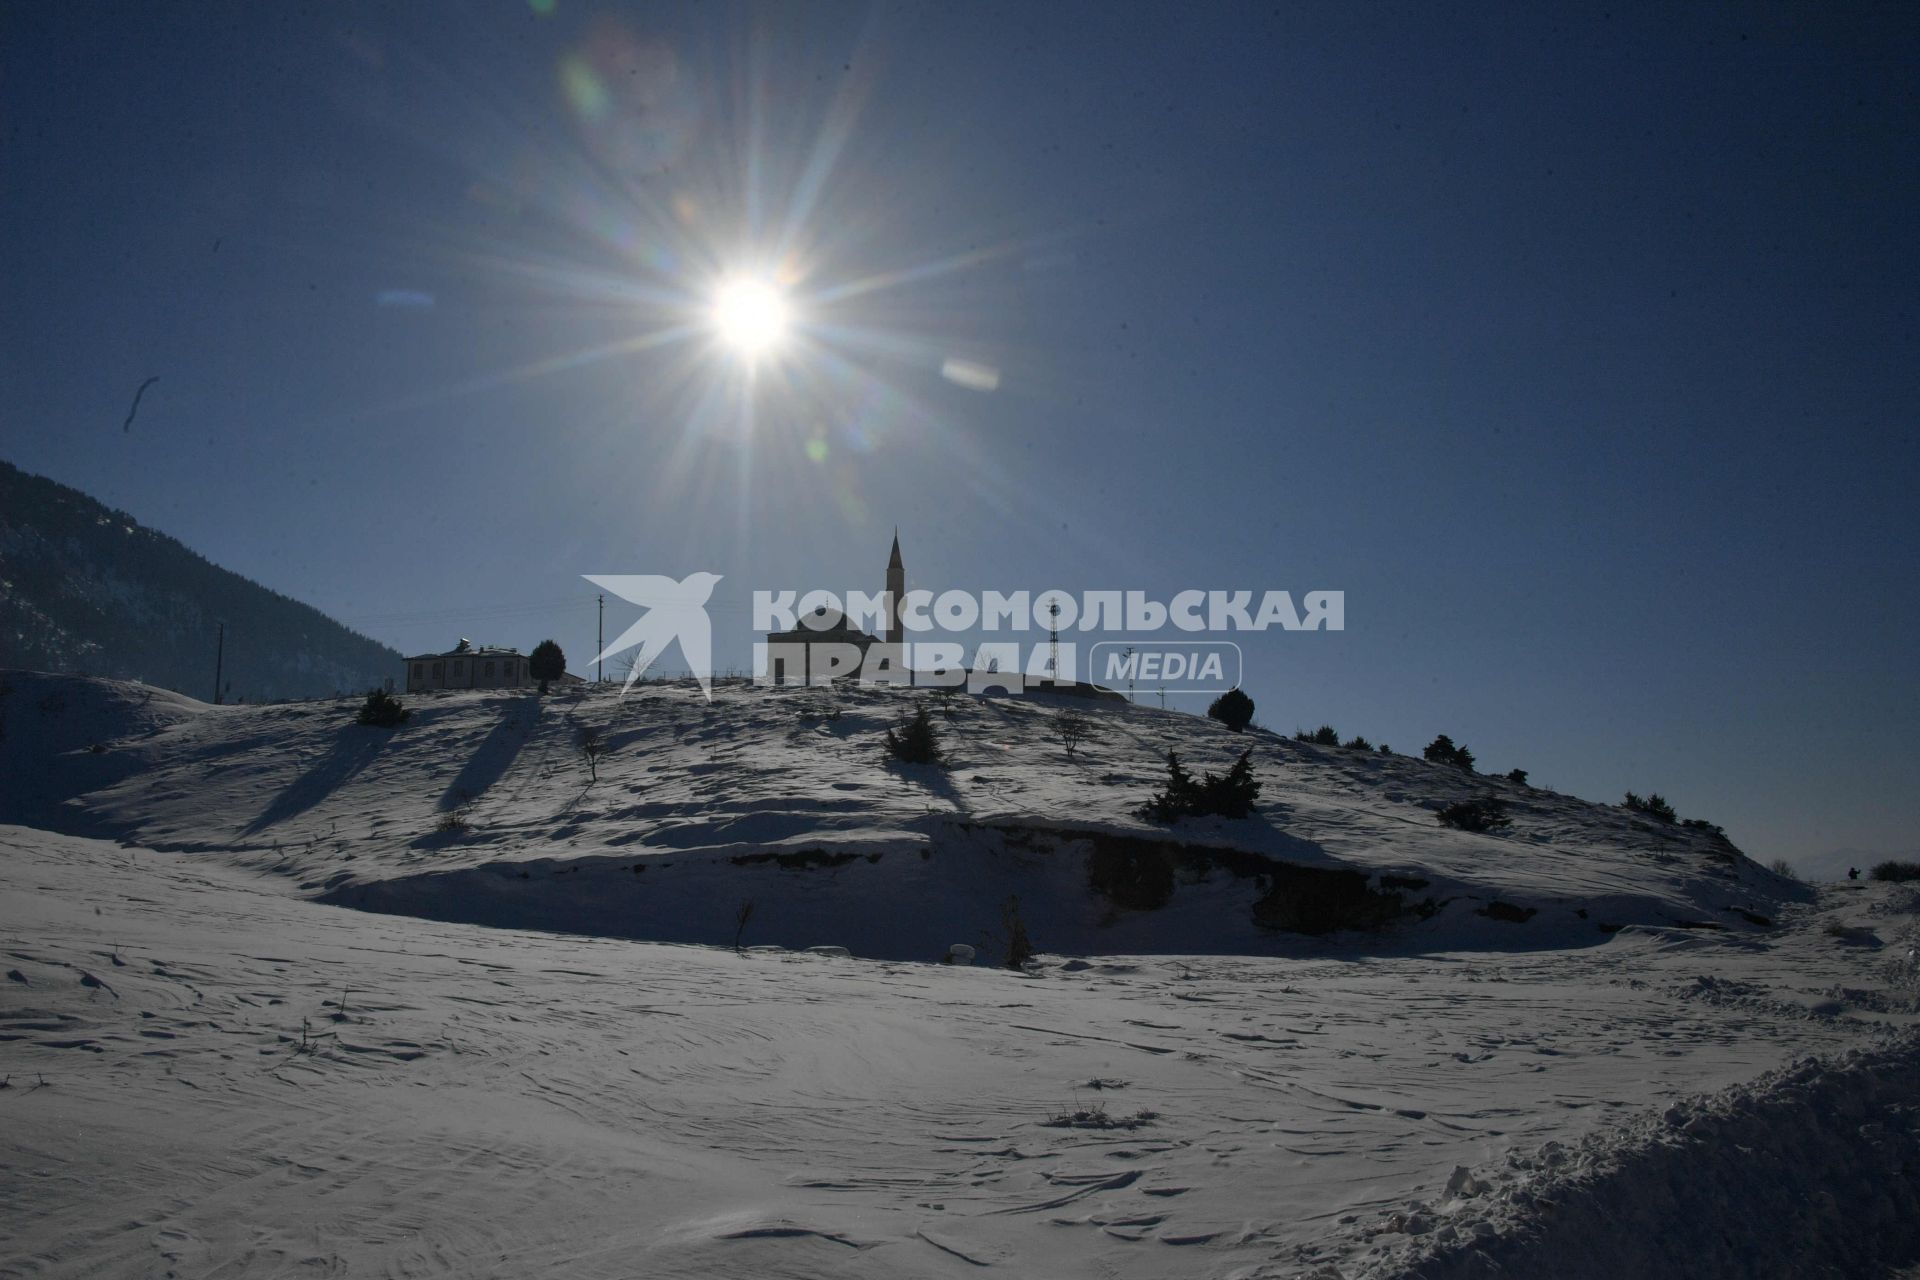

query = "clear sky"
[3,1,1915,866]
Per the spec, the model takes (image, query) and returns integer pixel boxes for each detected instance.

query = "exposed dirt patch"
[729,848,867,870]
[999,825,1424,936]
[1478,900,1538,924]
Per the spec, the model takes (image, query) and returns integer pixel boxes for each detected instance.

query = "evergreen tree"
[1423,735,1474,771]
[529,639,566,694]
[1141,750,1198,821]
[355,688,409,727]
[1196,749,1261,818]
[885,705,944,765]
[1206,687,1255,732]
[1624,791,1677,822]
[1141,749,1260,821]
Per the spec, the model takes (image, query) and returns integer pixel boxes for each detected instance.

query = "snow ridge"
[1339,1033,1920,1280]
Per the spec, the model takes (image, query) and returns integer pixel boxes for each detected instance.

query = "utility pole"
[1046,596,1061,685]
[212,622,225,705]
[597,593,605,684]
[1122,645,1135,703]
[1157,685,1166,710]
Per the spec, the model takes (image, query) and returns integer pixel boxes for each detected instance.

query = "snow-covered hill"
[2,823,1916,1280]
[2,672,1801,961]
[3,671,1916,1279]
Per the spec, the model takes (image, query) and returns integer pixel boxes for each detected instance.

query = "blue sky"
[2,1,1915,865]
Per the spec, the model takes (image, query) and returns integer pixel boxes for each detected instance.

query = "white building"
[404,640,531,693]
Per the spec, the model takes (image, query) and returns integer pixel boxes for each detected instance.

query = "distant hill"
[1800,846,1920,883]
[0,460,400,701]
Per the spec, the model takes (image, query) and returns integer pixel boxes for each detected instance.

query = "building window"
[452,661,464,676]
[432,662,443,680]
[484,661,494,677]
[412,663,423,679]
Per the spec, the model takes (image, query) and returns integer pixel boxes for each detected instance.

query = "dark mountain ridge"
[0,459,399,701]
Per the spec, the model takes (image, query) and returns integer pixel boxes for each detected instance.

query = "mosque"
[761,531,1122,699]
[760,531,905,686]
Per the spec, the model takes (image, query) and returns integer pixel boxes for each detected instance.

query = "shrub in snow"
[1295,725,1339,746]
[1002,895,1034,968]
[1623,791,1677,823]
[885,705,944,765]
[1437,795,1512,833]
[1139,749,1261,821]
[529,639,566,694]
[1042,1103,1158,1130]
[929,684,959,719]
[1506,768,1529,785]
[1767,858,1799,880]
[943,943,975,965]
[1345,734,1373,751]
[1423,734,1475,771]
[1206,687,1255,732]
[577,724,604,780]
[1869,861,1920,883]
[354,688,410,727]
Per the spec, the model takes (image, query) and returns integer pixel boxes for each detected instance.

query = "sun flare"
[711,277,791,356]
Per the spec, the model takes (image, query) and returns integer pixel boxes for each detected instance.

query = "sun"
[710,277,791,356]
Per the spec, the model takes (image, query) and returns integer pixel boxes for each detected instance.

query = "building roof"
[766,606,880,643]
[402,645,524,662]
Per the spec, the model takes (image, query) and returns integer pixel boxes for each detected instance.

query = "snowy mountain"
[0,460,400,701]
[2,672,1916,1279]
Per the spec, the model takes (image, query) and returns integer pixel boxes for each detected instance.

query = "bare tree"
[578,724,604,781]
[1054,709,1094,759]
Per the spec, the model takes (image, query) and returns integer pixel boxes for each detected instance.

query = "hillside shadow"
[243,725,388,835]
[439,696,539,811]
[885,759,969,813]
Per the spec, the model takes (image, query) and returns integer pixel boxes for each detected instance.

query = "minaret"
[885,529,905,645]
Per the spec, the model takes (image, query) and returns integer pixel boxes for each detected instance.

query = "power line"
[338,592,755,627]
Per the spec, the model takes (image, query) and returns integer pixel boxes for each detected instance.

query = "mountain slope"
[0,460,399,701]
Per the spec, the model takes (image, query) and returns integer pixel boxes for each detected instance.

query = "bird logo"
[585,572,724,699]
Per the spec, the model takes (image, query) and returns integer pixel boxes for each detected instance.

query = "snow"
[2,673,1917,1277]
